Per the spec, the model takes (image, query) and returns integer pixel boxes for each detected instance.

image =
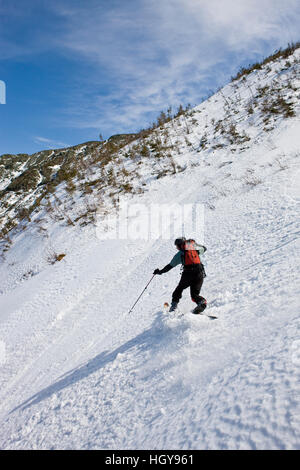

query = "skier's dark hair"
[174,237,186,248]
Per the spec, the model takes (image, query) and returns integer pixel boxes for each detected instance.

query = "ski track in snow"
[0,62,300,449]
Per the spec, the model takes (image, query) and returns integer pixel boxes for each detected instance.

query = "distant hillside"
[0,43,299,259]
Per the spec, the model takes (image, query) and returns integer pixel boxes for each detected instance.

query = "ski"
[191,309,218,319]
[163,302,217,319]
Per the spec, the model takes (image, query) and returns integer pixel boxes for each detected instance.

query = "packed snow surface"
[0,54,299,449]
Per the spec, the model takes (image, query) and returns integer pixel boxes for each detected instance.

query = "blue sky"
[0,0,299,155]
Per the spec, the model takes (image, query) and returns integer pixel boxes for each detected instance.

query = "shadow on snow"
[10,310,187,415]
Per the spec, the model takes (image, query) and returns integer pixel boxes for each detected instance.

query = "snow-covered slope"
[0,47,299,450]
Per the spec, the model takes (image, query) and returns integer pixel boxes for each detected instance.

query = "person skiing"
[153,237,207,313]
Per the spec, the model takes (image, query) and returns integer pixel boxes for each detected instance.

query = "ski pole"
[128,274,155,314]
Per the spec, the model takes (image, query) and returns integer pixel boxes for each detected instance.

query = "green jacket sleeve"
[169,251,183,267]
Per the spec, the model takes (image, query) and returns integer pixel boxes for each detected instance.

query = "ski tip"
[191,309,218,319]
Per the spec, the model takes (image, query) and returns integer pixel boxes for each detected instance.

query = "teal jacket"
[170,244,206,267]
[158,243,207,274]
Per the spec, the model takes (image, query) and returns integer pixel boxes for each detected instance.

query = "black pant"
[172,266,204,304]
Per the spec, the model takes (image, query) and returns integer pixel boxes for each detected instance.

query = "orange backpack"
[183,239,201,266]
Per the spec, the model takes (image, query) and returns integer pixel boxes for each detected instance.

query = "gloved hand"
[153,268,161,275]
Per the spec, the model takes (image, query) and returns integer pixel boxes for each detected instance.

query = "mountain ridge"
[1,43,299,260]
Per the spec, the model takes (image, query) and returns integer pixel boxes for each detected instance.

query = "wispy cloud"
[0,1,65,60]
[2,0,300,138]
[34,136,69,149]
[48,0,300,134]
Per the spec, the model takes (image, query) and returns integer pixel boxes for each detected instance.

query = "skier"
[153,237,207,313]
